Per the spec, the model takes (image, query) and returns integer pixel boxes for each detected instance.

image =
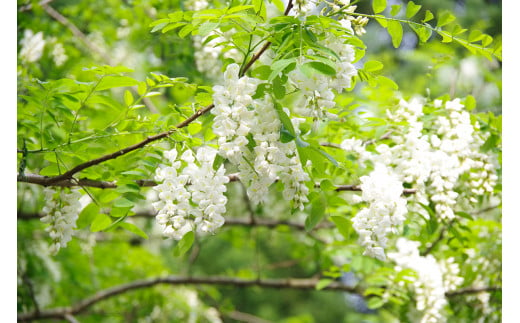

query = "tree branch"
[445,286,501,297]
[17,211,334,231]
[16,275,360,321]
[16,274,499,321]
[18,172,417,195]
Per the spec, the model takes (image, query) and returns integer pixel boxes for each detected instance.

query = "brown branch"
[17,275,361,321]
[18,172,417,195]
[445,286,501,297]
[16,274,499,321]
[17,211,334,231]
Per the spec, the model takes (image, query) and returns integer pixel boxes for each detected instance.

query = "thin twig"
[40,4,112,63]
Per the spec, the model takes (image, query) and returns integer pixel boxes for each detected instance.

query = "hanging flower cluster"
[351,163,408,261]
[19,29,45,64]
[153,147,229,239]
[342,98,498,258]
[288,23,357,120]
[211,64,310,209]
[388,238,463,323]
[40,188,82,255]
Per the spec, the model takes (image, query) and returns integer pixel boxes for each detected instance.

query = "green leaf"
[227,5,255,14]
[212,154,225,171]
[77,203,100,229]
[91,214,112,232]
[178,24,195,38]
[423,10,434,23]
[273,101,296,139]
[405,1,422,19]
[137,82,147,96]
[119,222,149,239]
[387,21,403,48]
[437,10,456,28]
[364,60,384,72]
[330,216,351,239]
[305,195,326,231]
[469,30,485,43]
[319,179,336,191]
[113,198,134,208]
[372,0,387,14]
[268,58,296,81]
[124,90,133,106]
[409,24,432,43]
[367,297,385,309]
[465,95,476,111]
[374,15,388,28]
[301,61,336,76]
[390,5,401,16]
[198,22,219,37]
[316,279,333,290]
[272,76,286,99]
[97,76,138,91]
[174,231,195,257]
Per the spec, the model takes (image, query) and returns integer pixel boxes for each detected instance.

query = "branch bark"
[16,275,361,321]
[17,211,335,231]
[16,275,500,321]
[18,172,417,194]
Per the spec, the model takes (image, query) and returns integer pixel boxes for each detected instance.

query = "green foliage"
[17,0,501,322]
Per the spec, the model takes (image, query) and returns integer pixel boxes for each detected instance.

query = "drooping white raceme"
[211,63,259,164]
[211,67,310,209]
[20,29,45,63]
[51,42,68,66]
[351,163,408,261]
[153,147,229,239]
[388,238,464,323]
[40,188,82,255]
[288,28,357,120]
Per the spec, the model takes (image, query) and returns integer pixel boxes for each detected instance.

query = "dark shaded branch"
[18,172,416,195]
[16,274,500,321]
[445,286,501,297]
[17,211,334,231]
[17,275,362,321]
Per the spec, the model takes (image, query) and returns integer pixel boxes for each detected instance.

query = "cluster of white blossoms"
[351,163,408,261]
[288,21,357,120]
[342,97,498,258]
[212,64,259,163]
[211,64,310,209]
[19,29,45,63]
[388,238,463,323]
[40,188,82,255]
[153,147,229,240]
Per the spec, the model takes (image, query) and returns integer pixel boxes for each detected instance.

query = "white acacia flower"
[153,147,229,239]
[20,29,45,63]
[40,188,82,255]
